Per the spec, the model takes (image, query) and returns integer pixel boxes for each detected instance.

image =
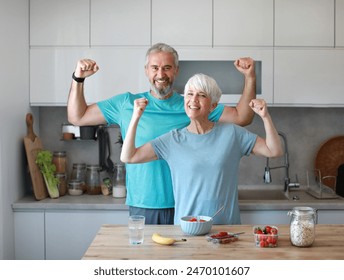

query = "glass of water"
[128,215,145,244]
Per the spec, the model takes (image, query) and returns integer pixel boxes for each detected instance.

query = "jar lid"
[68,179,82,186]
[73,163,86,168]
[289,206,317,216]
[86,164,100,170]
[53,151,66,156]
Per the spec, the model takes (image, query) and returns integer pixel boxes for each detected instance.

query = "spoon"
[211,205,225,219]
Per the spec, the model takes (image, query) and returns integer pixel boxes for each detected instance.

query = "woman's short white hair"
[184,73,222,104]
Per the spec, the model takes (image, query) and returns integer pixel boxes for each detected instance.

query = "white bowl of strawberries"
[253,225,278,248]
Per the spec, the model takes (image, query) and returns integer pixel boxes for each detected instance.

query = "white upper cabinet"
[30,0,89,46]
[30,47,149,106]
[275,0,334,47]
[151,0,212,46]
[336,0,344,47]
[213,0,273,46]
[29,0,344,107]
[30,48,91,105]
[91,0,151,46]
[274,49,344,106]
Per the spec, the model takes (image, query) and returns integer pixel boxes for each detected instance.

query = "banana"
[152,233,187,245]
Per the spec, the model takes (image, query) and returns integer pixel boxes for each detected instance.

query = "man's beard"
[151,83,174,99]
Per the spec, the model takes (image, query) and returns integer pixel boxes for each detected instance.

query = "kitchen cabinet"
[274,0,334,47]
[29,0,344,107]
[336,0,344,47]
[274,49,344,106]
[30,0,89,46]
[45,210,129,260]
[213,0,273,47]
[151,0,212,46]
[241,210,289,224]
[30,48,90,105]
[14,208,129,260]
[14,211,45,260]
[30,47,149,106]
[13,194,344,259]
[317,210,344,224]
[241,209,344,225]
[91,0,150,46]
[240,207,344,225]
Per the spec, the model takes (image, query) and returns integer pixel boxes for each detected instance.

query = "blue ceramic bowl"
[180,215,213,235]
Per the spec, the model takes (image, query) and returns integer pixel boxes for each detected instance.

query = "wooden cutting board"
[24,113,48,200]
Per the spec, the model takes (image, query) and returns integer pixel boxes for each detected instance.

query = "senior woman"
[121,73,283,225]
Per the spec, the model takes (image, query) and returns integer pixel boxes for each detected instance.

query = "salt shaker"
[288,206,317,247]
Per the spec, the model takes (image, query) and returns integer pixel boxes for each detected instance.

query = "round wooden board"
[314,136,344,188]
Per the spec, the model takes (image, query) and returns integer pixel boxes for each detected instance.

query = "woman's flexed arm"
[120,98,158,163]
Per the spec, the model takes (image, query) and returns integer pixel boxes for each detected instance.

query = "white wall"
[0,0,30,259]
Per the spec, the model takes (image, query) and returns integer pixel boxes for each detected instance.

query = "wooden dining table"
[82,224,344,260]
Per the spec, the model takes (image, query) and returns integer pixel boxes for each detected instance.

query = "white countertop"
[12,194,128,211]
[12,188,344,211]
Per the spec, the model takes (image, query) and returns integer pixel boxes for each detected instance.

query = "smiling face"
[183,74,221,121]
[145,51,179,99]
[184,86,217,120]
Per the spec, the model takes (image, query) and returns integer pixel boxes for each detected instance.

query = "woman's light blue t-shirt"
[97,92,224,209]
[151,123,257,224]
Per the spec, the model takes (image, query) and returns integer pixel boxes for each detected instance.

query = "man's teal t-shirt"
[97,92,224,209]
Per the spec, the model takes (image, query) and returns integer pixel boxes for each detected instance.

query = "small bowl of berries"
[180,215,213,235]
[253,225,278,248]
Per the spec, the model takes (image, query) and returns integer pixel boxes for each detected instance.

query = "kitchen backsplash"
[38,106,344,188]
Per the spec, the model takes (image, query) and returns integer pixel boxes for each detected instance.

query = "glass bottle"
[56,173,67,196]
[52,151,67,174]
[112,163,126,198]
[288,206,317,247]
[86,164,101,195]
[71,163,87,192]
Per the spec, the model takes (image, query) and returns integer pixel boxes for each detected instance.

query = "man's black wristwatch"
[72,72,85,83]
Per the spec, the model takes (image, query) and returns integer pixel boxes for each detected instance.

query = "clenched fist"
[74,59,99,79]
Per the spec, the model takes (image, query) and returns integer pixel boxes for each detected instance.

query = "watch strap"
[72,72,85,83]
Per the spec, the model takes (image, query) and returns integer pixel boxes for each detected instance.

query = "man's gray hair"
[145,43,179,67]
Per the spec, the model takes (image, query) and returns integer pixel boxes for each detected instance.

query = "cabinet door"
[274,49,344,106]
[240,210,289,224]
[336,0,344,47]
[152,0,212,46]
[30,47,149,105]
[318,210,344,224]
[214,0,273,47]
[176,48,273,104]
[14,211,45,260]
[30,48,91,105]
[45,210,129,260]
[91,0,150,46]
[30,0,89,46]
[275,0,334,47]
[89,47,149,101]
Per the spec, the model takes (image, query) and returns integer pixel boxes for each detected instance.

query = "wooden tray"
[314,136,344,189]
[24,113,48,200]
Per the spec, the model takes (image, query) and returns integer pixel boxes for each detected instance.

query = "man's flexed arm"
[67,59,105,126]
